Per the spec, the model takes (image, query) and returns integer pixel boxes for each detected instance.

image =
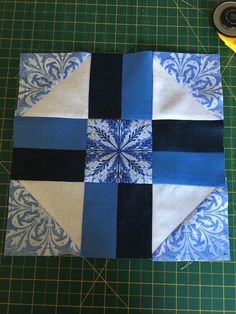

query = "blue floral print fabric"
[153,186,229,261]
[16,52,90,116]
[5,180,79,256]
[85,119,152,184]
[154,52,223,118]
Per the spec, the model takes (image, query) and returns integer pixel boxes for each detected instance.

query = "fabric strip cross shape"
[5,51,230,261]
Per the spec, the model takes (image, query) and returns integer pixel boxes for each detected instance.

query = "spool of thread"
[213,1,236,52]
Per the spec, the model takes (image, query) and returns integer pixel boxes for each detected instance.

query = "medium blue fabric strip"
[14,117,87,150]
[121,51,153,119]
[153,152,226,186]
[81,183,118,258]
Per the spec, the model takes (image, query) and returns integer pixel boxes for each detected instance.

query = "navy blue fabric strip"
[152,120,224,152]
[13,117,88,150]
[116,184,152,258]
[121,51,153,119]
[81,183,118,258]
[11,148,86,181]
[153,151,225,186]
[89,53,122,119]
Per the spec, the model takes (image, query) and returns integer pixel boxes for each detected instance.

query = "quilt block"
[5,51,230,261]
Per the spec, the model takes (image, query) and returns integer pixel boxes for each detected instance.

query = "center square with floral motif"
[85,119,152,184]
[5,51,230,261]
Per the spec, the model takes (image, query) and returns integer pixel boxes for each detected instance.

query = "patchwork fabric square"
[5,51,230,261]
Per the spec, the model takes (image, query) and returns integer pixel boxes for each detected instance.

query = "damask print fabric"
[5,181,79,256]
[16,52,90,117]
[153,52,223,118]
[153,186,229,261]
[5,51,230,261]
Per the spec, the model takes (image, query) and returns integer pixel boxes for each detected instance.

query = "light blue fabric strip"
[153,151,226,186]
[121,51,153,119]
[13,117,87,150]
[81,183,118,258]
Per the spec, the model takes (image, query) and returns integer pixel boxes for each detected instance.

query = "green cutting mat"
[0,0,236,313]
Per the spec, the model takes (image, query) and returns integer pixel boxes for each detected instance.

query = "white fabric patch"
[152,184,215,253]
[23,57,91,118]
[152,59,218,120]
[20,180,84,249]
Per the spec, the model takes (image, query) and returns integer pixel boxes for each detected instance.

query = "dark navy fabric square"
[152,120,224,152]
[11,148,86,182]
[89,53,122,119]
[116,184,152,258]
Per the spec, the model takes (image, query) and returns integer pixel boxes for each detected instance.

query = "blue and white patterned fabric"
[153,186,229,261]
[85,119,152,183]
[16,52,90,116]
[5,180,79,256]
[5,51,229,260]
[154,52,223,118]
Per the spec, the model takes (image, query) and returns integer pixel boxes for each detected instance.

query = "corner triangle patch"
[19,180,84,249]
[152,60,219,120]
[23,57,91,118]
[152,184,215,252]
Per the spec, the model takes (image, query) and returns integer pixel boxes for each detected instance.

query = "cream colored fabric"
[23,57,91,118]
[20,180,84,249]
[152,184,215,253]
[152,60,218,120]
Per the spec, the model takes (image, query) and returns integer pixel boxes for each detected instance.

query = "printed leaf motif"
[153,186,230,261]
[16,52,90,116]
[154,52,223,118]
[85,119,152,183]
[5,181,79,256]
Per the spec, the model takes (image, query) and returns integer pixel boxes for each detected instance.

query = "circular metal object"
[213,1,236,37]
